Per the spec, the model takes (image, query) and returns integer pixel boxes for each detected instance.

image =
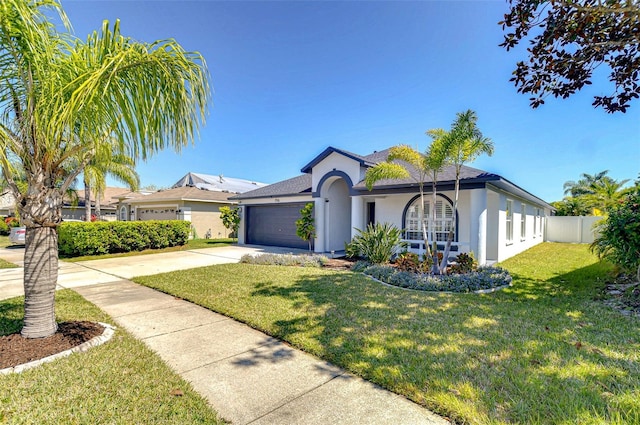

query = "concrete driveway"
[0,244,306,300]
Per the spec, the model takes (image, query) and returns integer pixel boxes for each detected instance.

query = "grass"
[0,290,224,424]
[134,243,640,425]
[0,235,12,248]
[63,238,235,262]
[0,258,18,269]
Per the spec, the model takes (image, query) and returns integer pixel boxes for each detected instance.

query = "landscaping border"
[0,322,116,375]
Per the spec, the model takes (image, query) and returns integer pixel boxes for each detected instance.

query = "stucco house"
[116,173,267,239]
[232,146,554,265]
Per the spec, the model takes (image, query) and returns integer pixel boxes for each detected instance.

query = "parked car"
[9,226,26,245]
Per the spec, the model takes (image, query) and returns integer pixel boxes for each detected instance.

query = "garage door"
[137,208,177,221]
[246,203,309,249]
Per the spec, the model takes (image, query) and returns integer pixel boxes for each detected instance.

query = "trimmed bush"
[0,219,10,236]
[58,220,190,257]
[240,253,327,268]
[357,263,512,293]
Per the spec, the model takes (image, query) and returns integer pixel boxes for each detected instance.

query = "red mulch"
[0,321,104,369]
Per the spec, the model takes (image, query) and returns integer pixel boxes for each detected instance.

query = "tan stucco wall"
[184,201,232,239]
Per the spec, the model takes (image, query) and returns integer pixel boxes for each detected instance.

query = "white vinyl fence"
[545,216,603,244]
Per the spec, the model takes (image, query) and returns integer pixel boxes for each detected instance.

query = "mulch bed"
[0,321,104,369]
[322,258,355,271]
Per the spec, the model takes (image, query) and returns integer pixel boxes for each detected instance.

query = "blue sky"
[62,0,639,202]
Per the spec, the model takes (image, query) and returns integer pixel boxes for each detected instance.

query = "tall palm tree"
[0,0,210,338]
[439,110,493,273]
[365,140,449,265]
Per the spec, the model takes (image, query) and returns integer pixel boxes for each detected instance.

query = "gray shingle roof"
[231,146,551,208]
[231,174,312,200]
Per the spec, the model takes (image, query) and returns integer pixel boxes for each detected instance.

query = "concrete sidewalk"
[74,280,448,425]
[1,245,449,424]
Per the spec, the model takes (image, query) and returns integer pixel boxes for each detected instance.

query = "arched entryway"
[323,178,352,252]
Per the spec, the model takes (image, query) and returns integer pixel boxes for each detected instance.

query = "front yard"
[0,290,223,424]
[134,243,640,424]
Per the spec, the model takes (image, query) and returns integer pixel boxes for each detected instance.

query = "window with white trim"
[506,199,513,244]
[521,203,526,240]
[119,206,127,221]
[405,196,455,242]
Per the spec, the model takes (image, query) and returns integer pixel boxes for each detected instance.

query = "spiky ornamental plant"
[0,0,210,338]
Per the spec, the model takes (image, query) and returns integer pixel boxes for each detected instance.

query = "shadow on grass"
[250,261,639,424]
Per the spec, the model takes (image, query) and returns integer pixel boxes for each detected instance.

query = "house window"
[521,203,526,240]
[404,196,454,242]
[506,199,513,244]
[119,206,127,221]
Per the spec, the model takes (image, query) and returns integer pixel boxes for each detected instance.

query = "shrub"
[239,253,326,267]
[591,188,640,280]
[0,219,9,236]
[58,220,190,257]
[4,217,19,227]
[448,252,478,274]
[346,222,407,264]
[220,206,241,238]
[395,252,420,273]
[358,264,512,293]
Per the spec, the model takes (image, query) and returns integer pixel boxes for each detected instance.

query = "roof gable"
[300,147,375,174]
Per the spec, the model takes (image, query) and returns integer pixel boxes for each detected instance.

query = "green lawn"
[64,238,235,262]
[0,290,224,424]
[0,235,13,248]
[134,243,640,425]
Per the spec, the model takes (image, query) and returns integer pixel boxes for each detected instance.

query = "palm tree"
[0,1,210,338]
[365,141,449,266]
[82,143,139,221]
[586,177,630,213]
[439,110,493,273]
[563,171,610,197]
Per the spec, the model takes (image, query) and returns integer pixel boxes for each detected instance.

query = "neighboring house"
[231,146,554,265]
[0,187,130,221]
[65,187,132,221]
[116,173,267,239]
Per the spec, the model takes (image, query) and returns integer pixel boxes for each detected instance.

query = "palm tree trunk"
[440,169,460,273]
[84,177,91,222]
[18,178,64,339]
[95,192,101,221]
[21,225,58,338]
[417,182,433,263]
[431,180,439,274]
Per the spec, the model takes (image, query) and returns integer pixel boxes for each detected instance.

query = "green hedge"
[58,220,191,257]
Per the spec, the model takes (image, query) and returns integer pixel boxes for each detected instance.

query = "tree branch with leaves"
[500,0,640,112]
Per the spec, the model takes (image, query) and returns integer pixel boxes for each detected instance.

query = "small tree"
[591,188,640,282]
[220,206,241,239]
[295,203,315,252]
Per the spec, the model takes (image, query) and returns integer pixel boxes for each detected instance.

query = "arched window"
[404,196,455,242]
[119,206,127,221]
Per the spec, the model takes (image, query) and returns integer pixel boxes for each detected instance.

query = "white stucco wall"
[311,152,362,192]
[494,190,548,262]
